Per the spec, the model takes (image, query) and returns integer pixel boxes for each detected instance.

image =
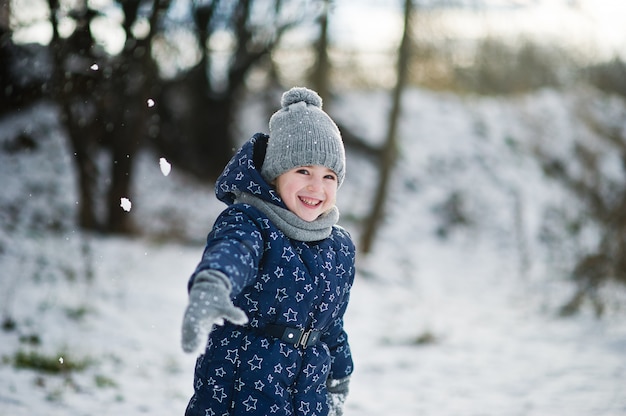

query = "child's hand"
[181,271,248,353]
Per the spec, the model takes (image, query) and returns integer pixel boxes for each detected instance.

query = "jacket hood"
[215,133,287,209]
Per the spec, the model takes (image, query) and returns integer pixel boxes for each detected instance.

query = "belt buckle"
[278,326,318,349]
[294,329,310,349]
[280,327,298,343]
[295,329,319,349]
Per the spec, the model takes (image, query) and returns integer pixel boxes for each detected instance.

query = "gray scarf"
[234,192,338,242]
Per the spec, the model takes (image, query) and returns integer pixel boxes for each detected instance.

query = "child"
[181,87,355,416]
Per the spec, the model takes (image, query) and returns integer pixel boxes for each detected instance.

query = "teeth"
[300,197,320,206]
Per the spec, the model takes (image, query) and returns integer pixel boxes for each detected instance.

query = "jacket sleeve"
[321,230,356,380]
[322,312,353,381]
[188,205,265,296]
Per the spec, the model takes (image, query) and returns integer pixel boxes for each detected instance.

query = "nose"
[307,176,323,191]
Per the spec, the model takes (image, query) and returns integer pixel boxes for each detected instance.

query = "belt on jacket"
[263,324,321,349]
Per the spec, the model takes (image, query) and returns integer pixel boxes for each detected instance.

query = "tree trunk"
[0,0,9,30]
[47,0,101,230]
[105,0,165,233]
[310,0,331,103]
[155,64,237,181]
[360,0,413,254]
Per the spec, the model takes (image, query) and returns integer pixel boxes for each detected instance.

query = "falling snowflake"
[120,198,132,212]
[147,98,155,108]
[159,157,171,176]
[90,63,99,71]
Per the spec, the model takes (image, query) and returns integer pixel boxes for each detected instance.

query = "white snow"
[120,197,132,212]
[159,157,172,176]
[1,88,625,416]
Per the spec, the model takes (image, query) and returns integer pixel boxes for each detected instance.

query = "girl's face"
[274,165,338,222]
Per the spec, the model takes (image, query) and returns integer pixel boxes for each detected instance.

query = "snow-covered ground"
[1,88,626,416]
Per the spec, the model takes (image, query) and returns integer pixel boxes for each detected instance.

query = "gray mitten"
[327,376,350,416]
[181,270,248,353]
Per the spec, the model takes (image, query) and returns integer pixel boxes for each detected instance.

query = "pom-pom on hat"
[261,87,346,187]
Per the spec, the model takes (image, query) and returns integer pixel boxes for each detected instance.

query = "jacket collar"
[216,133,339,241]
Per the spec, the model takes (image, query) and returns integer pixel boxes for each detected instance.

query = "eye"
[324,173,337,181]
[296,168,310,175]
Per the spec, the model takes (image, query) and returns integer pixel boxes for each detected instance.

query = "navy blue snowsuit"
[185,133,355,416]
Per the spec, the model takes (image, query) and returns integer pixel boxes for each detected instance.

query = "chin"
[300,214,319,222]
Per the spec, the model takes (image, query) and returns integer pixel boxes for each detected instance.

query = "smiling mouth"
[299,196,322,207]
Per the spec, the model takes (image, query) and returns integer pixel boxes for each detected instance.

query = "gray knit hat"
[261,87,346,187]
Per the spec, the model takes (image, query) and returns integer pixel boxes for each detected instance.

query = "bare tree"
[360,0,413,253]
[104,0,167,233]
[46,0,101,229]
[154,0,322,180]
[0,0,8,29]
[4,0,320,234]
[310,0,332,103]
[550,102,626,317]
[43,0,167,233]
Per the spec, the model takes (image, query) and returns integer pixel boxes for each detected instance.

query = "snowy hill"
[1,88,625,415]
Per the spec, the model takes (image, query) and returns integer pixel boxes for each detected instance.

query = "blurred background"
[1,0,626,414]
[3,0,626,291]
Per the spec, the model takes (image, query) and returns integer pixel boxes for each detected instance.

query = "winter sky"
[331,0,626,60]
[9,0,626,61]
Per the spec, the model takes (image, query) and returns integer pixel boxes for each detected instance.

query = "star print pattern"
[185,134,355,416]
